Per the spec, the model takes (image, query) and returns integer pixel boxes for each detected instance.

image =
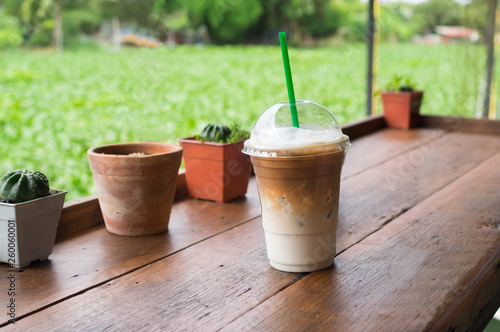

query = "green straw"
[279,31,299,128]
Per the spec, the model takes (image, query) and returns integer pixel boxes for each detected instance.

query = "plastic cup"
[243,101,350,272]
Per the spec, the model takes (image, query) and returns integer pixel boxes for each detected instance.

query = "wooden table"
[1,115,499,331]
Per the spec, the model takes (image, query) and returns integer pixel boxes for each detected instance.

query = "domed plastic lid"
[243,100,350,157]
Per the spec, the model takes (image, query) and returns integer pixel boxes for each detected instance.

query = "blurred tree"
[462,0,488,35]
[63,9,101,38]
[331,0,366,42]
[180,0,263,43]
[379,3,415,42]
[100,0,156,30]
[0,12,23,48]
[150,0,186,43]
[411,0,462,34]
[249,0,358,44]
[4,0,63,51]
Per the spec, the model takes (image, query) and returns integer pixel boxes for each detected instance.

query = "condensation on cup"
[243,100,350,273]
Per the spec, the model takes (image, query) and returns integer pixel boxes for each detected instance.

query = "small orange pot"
[87,142,182,236]
[381,91,424,129]
[177,138,252,203]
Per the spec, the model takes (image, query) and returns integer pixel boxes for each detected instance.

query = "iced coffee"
[243,101,350,272]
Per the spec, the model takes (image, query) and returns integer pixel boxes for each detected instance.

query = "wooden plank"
[4,134,499,330]
[342,128,444,179]
[1,218,301,331]
[222,152,500,331]
[420,115,500,136]
[341,114,385,140]
[0,178,262,325]
[466,286,500,332]
[56,195,103,242]
[173,170,189,201]
[338,132,500,253]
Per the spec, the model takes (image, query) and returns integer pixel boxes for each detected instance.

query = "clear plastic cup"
[243,101,350,272]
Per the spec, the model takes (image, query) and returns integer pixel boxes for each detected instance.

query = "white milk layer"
[264,231,336,273]
[259,187,339,273]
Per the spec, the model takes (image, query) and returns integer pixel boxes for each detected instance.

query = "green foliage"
[286,0,343,37]
[1,0,487,47]
[150,0,188,31]
[63,9,101,38]
[0,13,23,49]
[0,28,23,48]
[411,0,462,34]
[379,4,415,42]
[19,0,55,33]
[226,123,250,144]
[100,0,156,28]
[336,0,367,43]
[384,74,416,92]
[0,169,50,203]
[27,30,52,47]
[206,0,263,43]
[462,0,488,35]
[0,44,485,200]
[0,12,21,30]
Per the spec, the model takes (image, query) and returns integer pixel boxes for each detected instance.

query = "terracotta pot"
[177,138,252,203]
[87,142,182,236]
[381,91,424,129]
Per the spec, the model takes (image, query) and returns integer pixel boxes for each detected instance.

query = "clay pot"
[381,91,424,129]
[177,138,252,203]
[87,142,182,236]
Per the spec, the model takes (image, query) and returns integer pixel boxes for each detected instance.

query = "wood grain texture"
[3,218,301,331]
[56,195,103,242]
[337,132,500,254]
[466,286,500,332]
[4,133,499,330]
[420,115,500,136]
[0,179,261,325]
[341,114,386,140]
[173,170,189,200]
[222,152,500,332]
[342,128,444,179]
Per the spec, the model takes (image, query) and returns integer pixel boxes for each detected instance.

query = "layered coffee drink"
[243,101,350,272]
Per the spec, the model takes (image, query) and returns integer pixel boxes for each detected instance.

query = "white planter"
[0,189,66,268]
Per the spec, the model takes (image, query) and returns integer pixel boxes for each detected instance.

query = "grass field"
[0,43,489,200]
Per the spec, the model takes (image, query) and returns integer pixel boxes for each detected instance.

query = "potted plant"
[0,169,67,268]
[178,123,252,203]
[380,75,424,130]
[87,142,182,236]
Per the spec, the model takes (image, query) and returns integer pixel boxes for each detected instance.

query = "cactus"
[0,170,50,203]
[399,85,414,92]
[199,123,232,143]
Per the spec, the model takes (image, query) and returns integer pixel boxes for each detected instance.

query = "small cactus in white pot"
[0,169,67,268]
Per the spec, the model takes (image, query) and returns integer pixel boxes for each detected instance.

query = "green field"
[0,43,489,200]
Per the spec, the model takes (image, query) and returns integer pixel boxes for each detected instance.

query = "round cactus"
[0,169,50,203]
[399,85,414,92]
[200,123,232,143]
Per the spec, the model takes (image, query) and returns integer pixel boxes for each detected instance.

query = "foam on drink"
[249,126,343,149]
